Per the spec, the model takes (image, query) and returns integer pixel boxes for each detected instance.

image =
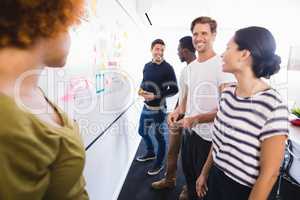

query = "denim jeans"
[138,105,167,167]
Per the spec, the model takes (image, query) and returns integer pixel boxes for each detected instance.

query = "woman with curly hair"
[0,0,89,199]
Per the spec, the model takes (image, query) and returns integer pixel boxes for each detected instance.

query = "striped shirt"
[212,84,289,187]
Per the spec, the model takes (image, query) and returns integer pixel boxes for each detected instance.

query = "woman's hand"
[196,173,209,198]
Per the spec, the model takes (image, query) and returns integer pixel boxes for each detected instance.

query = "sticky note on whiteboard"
[96,73,105,93]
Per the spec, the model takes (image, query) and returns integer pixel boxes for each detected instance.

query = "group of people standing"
[136,16,289,200]
[0,0,290,199]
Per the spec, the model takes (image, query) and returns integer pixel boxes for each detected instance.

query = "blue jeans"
[138,105,167,166]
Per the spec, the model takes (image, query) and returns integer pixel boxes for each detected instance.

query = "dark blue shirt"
[140,60,178,107]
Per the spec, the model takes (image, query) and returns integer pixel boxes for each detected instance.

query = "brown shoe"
[151,177,176,189]
[179,185,189,200]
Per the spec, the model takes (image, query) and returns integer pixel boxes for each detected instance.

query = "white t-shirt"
[180,55,235,141]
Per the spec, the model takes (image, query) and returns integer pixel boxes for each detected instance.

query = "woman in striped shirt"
[196,26,289,200]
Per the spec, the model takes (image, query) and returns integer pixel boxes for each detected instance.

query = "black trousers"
[181,129,211,200]
[207,165,251,200]
[269,176,300,200]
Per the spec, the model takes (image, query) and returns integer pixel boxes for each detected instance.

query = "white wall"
[38,0,147,199]
[143,0,300,107]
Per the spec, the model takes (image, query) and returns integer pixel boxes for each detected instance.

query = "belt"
[145,104,164,111]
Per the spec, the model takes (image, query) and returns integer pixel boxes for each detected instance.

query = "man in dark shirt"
[136,39,178,176]
[151,36,196,199]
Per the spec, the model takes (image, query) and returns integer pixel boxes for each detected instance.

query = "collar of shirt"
[151,59,164,65]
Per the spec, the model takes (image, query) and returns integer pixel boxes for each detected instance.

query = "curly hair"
[0,0,84,49]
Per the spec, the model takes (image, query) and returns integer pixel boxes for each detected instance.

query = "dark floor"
[116,130,299,200]
[118,131,186,200]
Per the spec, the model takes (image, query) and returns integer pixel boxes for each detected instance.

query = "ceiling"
[144,0,299,30]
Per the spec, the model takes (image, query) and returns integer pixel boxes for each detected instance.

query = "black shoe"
[147,165,164,176]
[136,153,156,162]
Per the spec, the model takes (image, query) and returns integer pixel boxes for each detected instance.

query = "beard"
[154,55,162,62]
[195,43,206,53]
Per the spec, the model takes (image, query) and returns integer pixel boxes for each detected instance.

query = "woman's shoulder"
[221,82,236,94]
[0,95,62,160]
[0,96,31,133]
[259,87,286,109]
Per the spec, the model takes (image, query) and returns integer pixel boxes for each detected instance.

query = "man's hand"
[196,173,209,198]
[140,91,156,101]
[167,111,180,126]
[175,116,197,129]
[138,88,146,96]
[138,89,156,101]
